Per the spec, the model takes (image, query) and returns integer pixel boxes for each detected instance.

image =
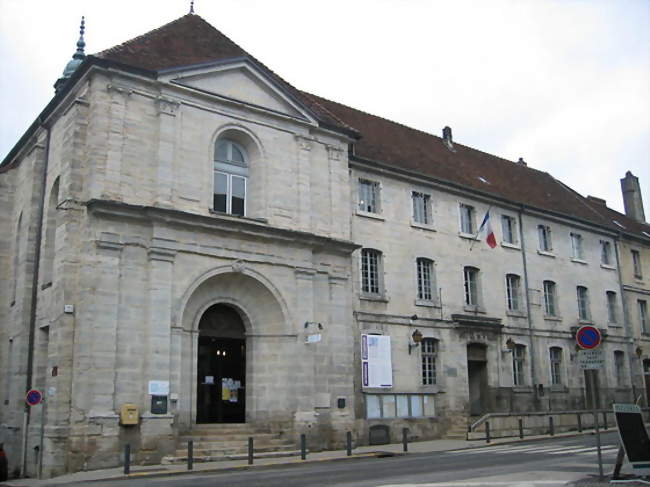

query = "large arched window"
[213,139,248,216]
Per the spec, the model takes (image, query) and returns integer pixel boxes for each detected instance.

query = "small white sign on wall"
[148,380,169,396]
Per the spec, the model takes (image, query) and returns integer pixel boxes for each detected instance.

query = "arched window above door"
[213,139,248,216]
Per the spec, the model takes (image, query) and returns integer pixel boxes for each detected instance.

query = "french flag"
[478,210,497,248]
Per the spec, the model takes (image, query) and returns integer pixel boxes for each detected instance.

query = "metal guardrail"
[467,408,650,442]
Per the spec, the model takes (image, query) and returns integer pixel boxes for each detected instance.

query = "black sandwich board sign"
[613,404,650,476]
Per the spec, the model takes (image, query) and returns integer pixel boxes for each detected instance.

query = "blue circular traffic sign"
[576,325,601,350]
[25,389,43,406]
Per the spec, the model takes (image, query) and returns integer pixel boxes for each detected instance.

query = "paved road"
[58,433,624,487]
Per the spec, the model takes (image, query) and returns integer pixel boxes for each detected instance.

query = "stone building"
[0,13,648,478]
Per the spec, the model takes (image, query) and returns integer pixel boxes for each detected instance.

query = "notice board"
[361,334,393,388]
[613,403,650,476]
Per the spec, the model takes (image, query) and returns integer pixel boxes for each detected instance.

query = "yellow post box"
[120,404,139,425]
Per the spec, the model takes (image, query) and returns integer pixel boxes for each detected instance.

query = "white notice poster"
[361,334,393,388]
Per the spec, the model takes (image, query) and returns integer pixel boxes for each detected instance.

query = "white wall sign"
[361,334,393,388]
[148,380,169,396]
[578,349,605,369]
[306,333,322,344]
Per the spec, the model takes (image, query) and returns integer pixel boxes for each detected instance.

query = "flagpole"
[469,205,492,252]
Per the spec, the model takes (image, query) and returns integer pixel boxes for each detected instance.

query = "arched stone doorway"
[176,267,292,430]
[197,304,246,423]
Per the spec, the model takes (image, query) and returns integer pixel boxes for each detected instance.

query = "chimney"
[620,171,646,223]
[442,126,452,143]
[442,126,454,151]
[517,157,527,166]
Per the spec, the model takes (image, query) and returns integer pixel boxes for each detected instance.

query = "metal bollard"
[602,412,608,430]
[300,434,306,460]
[402,428,408,452]
[549,416,555,436]
[577,413,582,432]
[518,418,524,439]
[346,431,352,456]
[188,440,193,470]
[124,444,130,475]
[248,437,253,465]
[485,421,491,443]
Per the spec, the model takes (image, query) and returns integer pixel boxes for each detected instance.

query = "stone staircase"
[162,424,299,464]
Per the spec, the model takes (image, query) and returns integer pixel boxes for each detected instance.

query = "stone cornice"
[85,199,360,255]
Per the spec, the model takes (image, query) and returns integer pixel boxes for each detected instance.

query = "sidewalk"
[1,428,638,486]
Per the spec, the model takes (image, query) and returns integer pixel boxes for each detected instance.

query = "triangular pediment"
[163,61,314,121]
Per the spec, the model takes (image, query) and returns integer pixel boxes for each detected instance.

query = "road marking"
[547,445,618,454]
[380,482,571,486]
[447,443,619,456]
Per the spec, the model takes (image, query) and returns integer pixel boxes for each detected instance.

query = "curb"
[63,451,385,484]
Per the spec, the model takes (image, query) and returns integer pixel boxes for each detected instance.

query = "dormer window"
[214,139,248,216]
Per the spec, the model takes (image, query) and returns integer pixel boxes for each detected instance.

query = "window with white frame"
[463,266,480,307]
[549,347,563,386]
[501,215,517,245]
[513,344,526,386]
[459,203,475,234]
[416,258,435,302]
[577,286,590,320]
[600,241,612,266]
[639,300,648,334]
[214,139,247,216]
[421,338,437,385]
[614,350,625,387]
[412,191,432,225]
[632,250,643,278]
[538,225,553,251]
[570,232,584,260]
[607,291,618,324]
[505,274,521,311]
[543,280,557,316]
[358,179,380,214]
[361,248,382,296]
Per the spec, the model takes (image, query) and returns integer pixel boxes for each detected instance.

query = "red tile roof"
[94,14,649,240]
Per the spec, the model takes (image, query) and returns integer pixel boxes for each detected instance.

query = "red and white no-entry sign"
[576,325,602,350]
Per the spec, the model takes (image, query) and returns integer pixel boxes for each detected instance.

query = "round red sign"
[576,325,602,350]
[25,389,43,406]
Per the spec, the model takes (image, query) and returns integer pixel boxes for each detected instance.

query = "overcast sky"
[1,0,648,216]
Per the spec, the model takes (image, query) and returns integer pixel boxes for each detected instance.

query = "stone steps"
[179,432,280,442]
[163,423,296,464]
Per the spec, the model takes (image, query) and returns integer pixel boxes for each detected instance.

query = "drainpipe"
[21,122,50,477]
[613,237,639,402]
[518,207,538,404]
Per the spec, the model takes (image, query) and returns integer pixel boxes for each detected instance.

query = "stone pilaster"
[295,136,312,232]
[154,97,180,208]
[103,85,130,200]
[87,233,123,416]
[144,240,176,412]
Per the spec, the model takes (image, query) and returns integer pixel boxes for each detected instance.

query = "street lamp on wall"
[408,329,423,355]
